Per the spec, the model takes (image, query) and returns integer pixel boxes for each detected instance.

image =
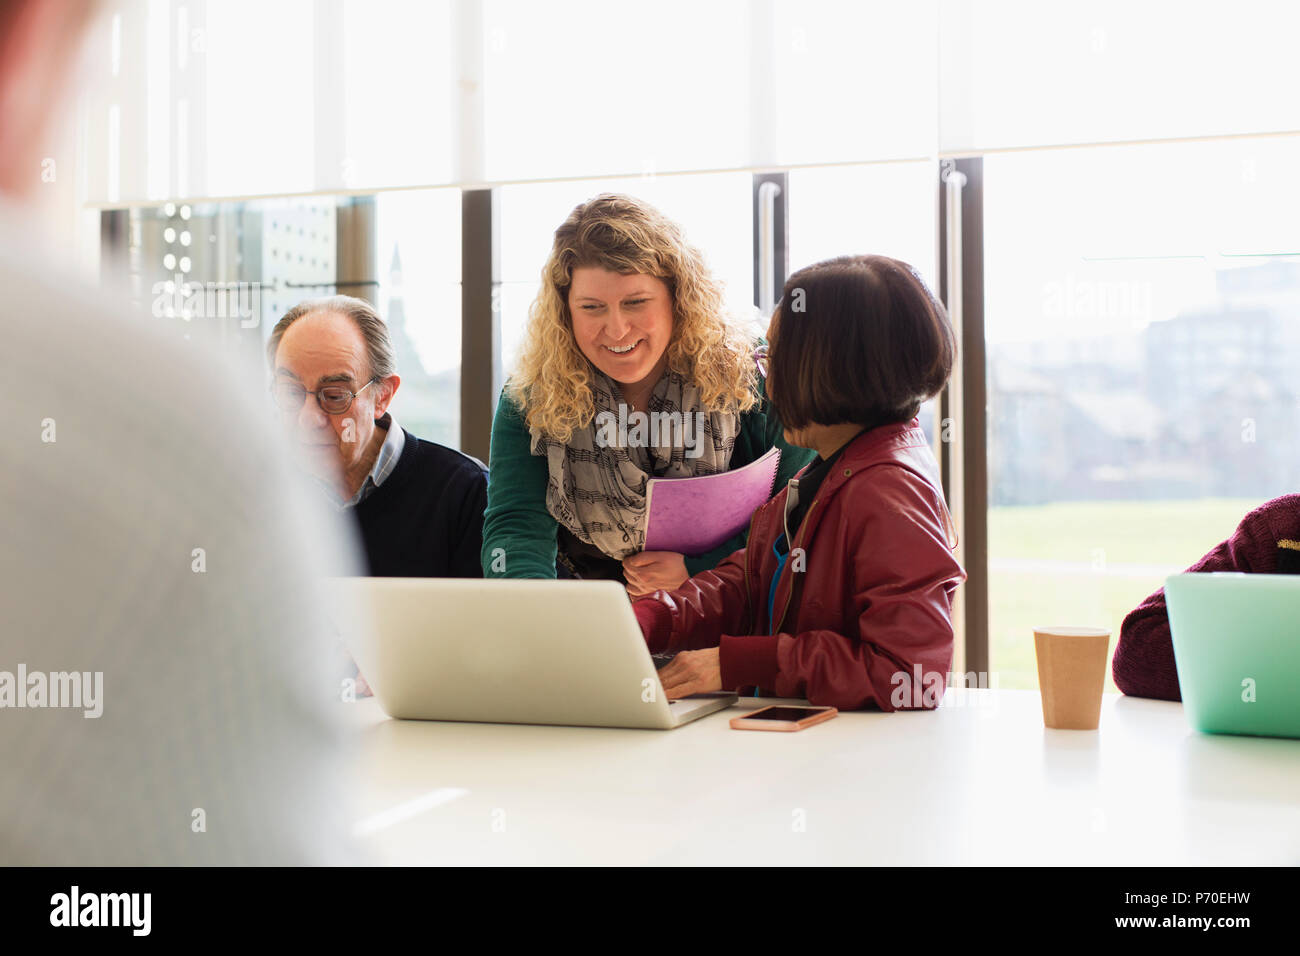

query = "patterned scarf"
[529,369,741,559]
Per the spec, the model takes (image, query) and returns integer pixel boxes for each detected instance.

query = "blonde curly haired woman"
[481,193,813,597]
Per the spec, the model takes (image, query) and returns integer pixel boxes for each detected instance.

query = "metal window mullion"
[939,157,989,683]
[460,188,500,461]
[942,162,968,677]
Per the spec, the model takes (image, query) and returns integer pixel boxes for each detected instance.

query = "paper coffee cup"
[1033,626,1111,730]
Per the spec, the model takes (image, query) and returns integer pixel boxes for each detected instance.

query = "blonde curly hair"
[509,193,759,443]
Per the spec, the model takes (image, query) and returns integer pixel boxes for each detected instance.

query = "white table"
[346,689,1300,865]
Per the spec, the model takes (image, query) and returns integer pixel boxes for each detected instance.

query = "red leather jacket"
[634,420,965,710]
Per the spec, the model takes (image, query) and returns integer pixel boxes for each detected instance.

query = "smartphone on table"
[729,704,838,731]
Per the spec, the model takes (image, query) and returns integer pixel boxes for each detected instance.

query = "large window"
[787,160,941,445]
[374,189,461,447]
[114,188,462,448]
[984,136,1300,690]
[86,2,1300,702]
[787,161,937,287]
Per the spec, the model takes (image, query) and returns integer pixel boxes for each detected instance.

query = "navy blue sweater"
[352,429,488,577]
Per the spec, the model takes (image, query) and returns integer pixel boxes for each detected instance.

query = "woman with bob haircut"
[632,254,967,711]
[481,193,813,594]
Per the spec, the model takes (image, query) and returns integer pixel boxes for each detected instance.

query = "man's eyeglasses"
[271,379,376,415]
[752,345,769,379]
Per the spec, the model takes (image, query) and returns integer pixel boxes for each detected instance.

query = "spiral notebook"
[643,446,782,556]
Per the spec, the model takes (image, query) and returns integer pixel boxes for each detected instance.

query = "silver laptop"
[326,577,737,729]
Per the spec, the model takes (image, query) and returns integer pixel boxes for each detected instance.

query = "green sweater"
[480,375,815,580]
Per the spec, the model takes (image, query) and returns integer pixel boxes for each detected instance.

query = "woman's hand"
[623,550,688,598]
[657,648,722,699]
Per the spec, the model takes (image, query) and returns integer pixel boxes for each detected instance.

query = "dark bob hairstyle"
[766,254,955,431]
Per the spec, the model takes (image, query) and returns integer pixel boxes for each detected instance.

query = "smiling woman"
[568,269,674,410]
[482,193,814,595]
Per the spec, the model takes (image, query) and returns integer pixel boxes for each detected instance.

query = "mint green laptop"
[1165,573,1300,739]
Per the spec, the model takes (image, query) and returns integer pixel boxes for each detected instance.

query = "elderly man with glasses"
[268,295,487,578]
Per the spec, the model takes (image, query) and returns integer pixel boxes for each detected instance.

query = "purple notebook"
[643,446,782,555]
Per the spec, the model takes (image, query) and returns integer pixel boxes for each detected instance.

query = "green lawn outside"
[987,498,1266,692]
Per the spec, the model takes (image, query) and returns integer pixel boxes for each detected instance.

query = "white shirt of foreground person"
[0,213,366,865]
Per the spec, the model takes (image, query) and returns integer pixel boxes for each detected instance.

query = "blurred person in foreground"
[0,0,362,864]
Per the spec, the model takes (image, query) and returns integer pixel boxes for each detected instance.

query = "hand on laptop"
[623,550,688,598]
[657,648,721,699]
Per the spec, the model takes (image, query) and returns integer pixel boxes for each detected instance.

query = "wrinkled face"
[568,267,673,392]
[272,311,394,481]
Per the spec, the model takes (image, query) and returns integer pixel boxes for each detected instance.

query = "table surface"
[344,688,1300,865]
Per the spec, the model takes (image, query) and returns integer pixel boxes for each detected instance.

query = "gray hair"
[266,295,396,381]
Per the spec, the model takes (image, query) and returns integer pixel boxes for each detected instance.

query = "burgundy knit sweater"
[1114,494,1300,701]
